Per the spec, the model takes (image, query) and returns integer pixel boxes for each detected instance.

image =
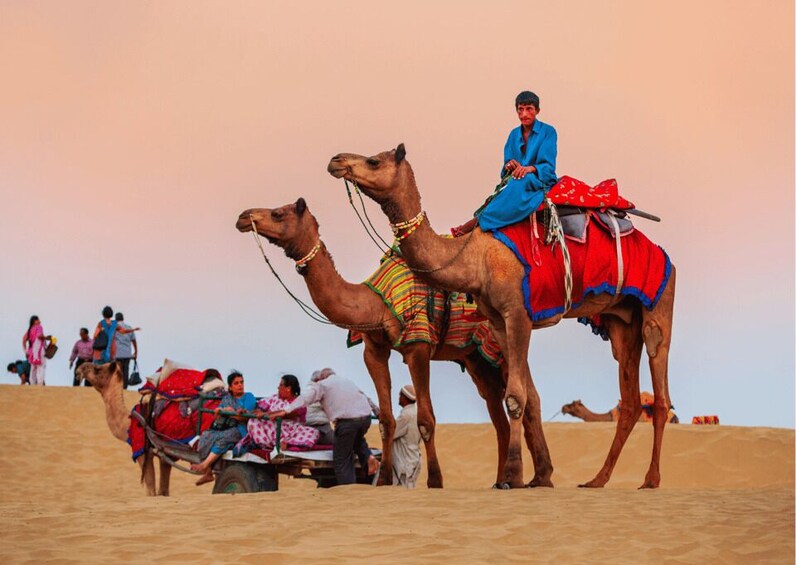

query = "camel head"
[561,399,584,417]
[78,361,123,392]
[327,144,413,208]
[236,198,321,261]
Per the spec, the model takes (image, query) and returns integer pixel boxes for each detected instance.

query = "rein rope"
[544,199,574,313]
[343,179,476,275]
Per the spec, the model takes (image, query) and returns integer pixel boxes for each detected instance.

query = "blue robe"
[478,119,558,231]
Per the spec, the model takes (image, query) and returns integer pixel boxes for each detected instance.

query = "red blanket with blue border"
[494,218,671,330]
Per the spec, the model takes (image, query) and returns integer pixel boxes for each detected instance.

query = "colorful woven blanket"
[493,217,671,333]
[348,254,502,366]
[128,368,221,461]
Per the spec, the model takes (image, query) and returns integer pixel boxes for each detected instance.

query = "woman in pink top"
[247,374,319,451]
[23,315,51,385]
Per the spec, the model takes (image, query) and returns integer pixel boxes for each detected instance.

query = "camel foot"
[195,474,214,486]
[426,473,444,489]
[497,481,525,490]
[526,477,554,488]
[578,479,607,488]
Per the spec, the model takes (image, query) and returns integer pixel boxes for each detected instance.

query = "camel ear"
[395,143,406,164]
[108,361,117,373]
[295,198,307,216]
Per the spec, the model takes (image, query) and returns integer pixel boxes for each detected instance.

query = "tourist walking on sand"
[113,312,138,389]
[69,328,94,386]
[23,315,52,385]
[92,306,139,364]
[269,368,379,486]
[392,384,422,488]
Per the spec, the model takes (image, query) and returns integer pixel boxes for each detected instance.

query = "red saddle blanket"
[127,368,221,461]
[494,218,671,327]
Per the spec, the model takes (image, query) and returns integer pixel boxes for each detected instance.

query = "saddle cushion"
[545,176,635,210]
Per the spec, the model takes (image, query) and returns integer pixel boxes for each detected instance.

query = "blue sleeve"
[535,126,558,189]
[241,392,257,411]
[501,129,517,176]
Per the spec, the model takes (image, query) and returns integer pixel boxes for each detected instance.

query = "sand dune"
[0,385,792,563]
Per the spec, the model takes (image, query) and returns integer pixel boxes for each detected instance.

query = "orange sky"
[1,1,793,427]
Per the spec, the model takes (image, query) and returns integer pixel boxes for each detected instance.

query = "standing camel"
[236,198,531,488]
[327,144,676,489]
[78,362,173,496]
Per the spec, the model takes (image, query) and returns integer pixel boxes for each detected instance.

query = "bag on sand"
[128,360,142,387]
[44,342,58,359]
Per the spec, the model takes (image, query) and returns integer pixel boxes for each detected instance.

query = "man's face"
[516,103,539,128]
[80,330,89,340]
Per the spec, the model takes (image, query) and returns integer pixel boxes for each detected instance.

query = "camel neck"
[300,245,385,328]
[383,201,479,295]
[101,379,130,442]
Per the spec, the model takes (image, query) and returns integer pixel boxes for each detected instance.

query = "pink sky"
[1,1,793,427]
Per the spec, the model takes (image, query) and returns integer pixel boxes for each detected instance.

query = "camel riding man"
[454,90,558,235]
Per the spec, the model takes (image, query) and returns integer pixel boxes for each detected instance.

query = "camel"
[78,361,173,496]
[562,394,679,424]
[327,144,676,489]
[236,198,535,488]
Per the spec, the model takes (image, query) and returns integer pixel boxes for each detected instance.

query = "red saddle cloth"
[127,368,221,461]
[544,176,635,210]
[494,218,671,327]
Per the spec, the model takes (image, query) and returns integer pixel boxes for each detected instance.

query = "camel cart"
[132,402,379,494]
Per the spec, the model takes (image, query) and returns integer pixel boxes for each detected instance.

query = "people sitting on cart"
[191,371,256,486]
[246,374,320,451]
[269,368,380,486]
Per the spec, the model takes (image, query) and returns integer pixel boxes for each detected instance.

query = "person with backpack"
[92,306,140,364]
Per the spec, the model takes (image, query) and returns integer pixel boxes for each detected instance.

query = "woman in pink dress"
[23,315,51,386]
[247,374,319,451]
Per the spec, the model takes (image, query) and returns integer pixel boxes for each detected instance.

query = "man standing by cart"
[270,368,379,486]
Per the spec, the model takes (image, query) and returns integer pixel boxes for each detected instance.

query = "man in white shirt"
[114,312,138,389]
[392,384,422,488]
[270,368,379,485]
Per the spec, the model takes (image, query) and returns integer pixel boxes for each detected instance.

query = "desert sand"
[0,384,792,564]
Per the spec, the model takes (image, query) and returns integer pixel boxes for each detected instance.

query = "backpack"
[92,328,109,351]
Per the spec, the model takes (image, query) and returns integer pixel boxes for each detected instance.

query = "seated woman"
[247,374,320,451]
[191,371,256,486]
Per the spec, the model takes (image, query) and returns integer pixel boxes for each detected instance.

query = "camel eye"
[271,210,284,221]
[366,158,380,167]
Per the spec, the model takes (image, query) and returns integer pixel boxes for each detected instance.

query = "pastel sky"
[1,1,793,428]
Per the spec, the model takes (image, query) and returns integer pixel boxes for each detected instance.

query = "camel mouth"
[236,216,253,233]
[327,162,350,179]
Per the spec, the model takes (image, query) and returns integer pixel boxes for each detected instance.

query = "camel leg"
[640,266,676,489]
[464,355,509,487]
[362,339,395,486]
[580,310,644,488]
[158,457,172,496]
[138,452,157,496]
[499,308,545,489]
[403,342,443,488]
